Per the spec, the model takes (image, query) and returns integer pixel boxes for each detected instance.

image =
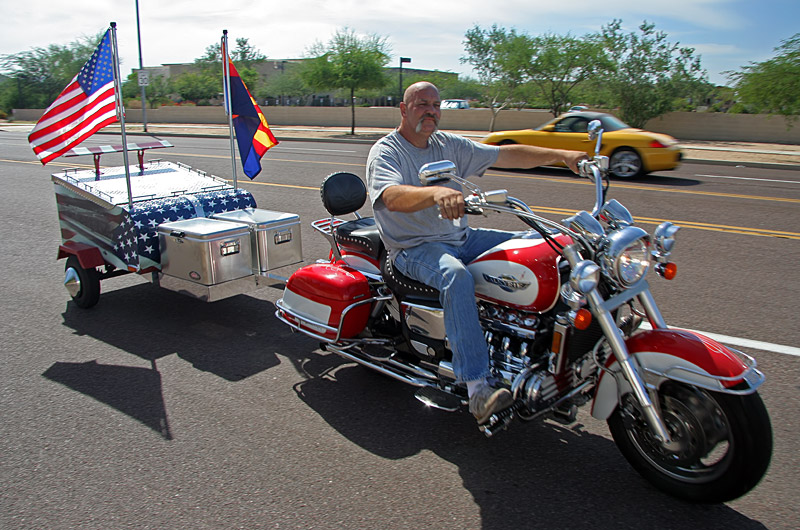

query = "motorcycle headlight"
[600,226,651,287]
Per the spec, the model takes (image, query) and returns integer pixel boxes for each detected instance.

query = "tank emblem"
[482,273,530,293]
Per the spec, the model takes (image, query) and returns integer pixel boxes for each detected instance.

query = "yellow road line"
[530,206,800,239]
[3,155,797,239]
[487,171,800,205]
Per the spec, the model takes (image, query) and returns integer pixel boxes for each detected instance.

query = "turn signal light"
[656,262,678,280]
[649,140,668,148]
[573,308,593,330]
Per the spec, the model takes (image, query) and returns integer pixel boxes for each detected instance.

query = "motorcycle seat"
[381,252,441,304]
[334,217,383,261]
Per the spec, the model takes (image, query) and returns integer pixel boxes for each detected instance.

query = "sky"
[1,0,798,87]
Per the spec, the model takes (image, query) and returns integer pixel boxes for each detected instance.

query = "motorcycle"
[275,120,772,503]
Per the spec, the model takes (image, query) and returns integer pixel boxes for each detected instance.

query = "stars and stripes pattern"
[227,59,278,179]
[111,189,256,268]
[29,29,118,165]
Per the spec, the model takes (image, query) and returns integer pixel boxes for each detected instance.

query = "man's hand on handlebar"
[433,186,465,220]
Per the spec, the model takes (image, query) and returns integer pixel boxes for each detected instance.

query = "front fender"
[590,329,764,420]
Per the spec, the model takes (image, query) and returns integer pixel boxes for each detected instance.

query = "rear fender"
[590,329,764,420]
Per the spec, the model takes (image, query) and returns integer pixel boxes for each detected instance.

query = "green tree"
[301,28,391,134]
[258,68,312,105]
[523,33,608,116]
[172,71,220,103]
[121,72,172,108]
[194,37,265,96]
[462,25,527,130]
[0,31,105,112]
[594,20,710,128]
[727,33,800,125]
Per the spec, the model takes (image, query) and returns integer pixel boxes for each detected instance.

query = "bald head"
[403,82,440,105]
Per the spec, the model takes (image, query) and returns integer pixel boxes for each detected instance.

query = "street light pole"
[399,57,411,103]
[135,0,148,132]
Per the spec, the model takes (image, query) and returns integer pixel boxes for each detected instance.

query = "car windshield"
[599,115,630,131]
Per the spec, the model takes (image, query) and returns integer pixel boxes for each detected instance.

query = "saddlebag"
[278,263,372,340]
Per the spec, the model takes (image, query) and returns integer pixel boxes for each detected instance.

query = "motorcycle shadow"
[292,354,766,529]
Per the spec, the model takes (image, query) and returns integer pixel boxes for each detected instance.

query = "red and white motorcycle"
[276,120,772,503]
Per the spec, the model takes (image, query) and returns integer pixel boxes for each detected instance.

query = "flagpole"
[222,30,238,189]
[110,22,134,210]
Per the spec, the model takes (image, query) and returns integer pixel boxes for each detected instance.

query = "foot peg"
[414,386,462,412]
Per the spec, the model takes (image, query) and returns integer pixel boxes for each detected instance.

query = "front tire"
[64,255,101,309]
[607,382,772,503]
[609,147,643,178]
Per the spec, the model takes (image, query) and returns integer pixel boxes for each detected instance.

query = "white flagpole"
[110,22,134,210]
[222,30,238,189]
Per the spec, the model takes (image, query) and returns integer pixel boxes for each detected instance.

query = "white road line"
[641,322,800,357]
[696,174,800,185]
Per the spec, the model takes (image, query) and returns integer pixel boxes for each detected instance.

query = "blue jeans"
[392,227,515,383]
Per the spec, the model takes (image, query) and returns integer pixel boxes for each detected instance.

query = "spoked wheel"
[609,148,643,178]
[64,255,101,309]
[608,381,772,503]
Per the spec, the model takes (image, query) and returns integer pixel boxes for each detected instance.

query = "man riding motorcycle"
[366,81,588,423]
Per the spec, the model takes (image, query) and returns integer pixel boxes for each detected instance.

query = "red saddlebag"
[280,263,372,339]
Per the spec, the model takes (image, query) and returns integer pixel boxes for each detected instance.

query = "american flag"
[29,29,118,165]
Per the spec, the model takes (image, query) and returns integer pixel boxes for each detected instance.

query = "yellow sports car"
[481,111,682,178]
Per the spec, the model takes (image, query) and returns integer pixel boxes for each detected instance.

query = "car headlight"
[600,226,651,287]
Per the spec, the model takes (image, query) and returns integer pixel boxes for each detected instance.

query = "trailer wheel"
[64,255,101,308]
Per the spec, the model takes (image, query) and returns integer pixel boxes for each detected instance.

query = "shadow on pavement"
[291,352,767,530]
[43,360,173,440]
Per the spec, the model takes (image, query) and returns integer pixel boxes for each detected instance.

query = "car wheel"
[610,148,643,178]
[498,139,517,146]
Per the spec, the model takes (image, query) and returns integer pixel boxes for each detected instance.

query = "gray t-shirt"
[367,130,500,257]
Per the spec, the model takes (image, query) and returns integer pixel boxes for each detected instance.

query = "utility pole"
[135,0,148,132]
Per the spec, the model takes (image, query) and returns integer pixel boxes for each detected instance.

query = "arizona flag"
[227,60,278,179]
[29,29,118,165]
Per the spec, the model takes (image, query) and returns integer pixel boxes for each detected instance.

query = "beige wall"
[12,106,800,144]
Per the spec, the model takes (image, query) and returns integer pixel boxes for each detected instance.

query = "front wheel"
[607,382,772,503]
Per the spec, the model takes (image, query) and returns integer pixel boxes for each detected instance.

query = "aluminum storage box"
[158,218,253,286]
[211,208,302,274]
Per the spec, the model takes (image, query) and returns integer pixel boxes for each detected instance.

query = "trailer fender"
[57,242,104,269]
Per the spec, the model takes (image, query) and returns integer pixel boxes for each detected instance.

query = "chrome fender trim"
[590,329,765,420]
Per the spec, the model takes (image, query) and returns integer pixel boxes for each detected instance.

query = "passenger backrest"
[320,172,367,216]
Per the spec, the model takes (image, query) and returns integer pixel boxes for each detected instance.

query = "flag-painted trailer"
[55,142,302,308]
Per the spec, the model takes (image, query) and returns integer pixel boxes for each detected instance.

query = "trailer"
[54,141,302,308]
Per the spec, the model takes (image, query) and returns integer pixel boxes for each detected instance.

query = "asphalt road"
[1,131,799,530]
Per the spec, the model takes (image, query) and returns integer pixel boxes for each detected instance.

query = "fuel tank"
[467,234,571,313]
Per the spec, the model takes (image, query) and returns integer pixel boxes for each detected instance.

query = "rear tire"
[64,255,101,309]
[607,382,772,503]
[609,148,643,178]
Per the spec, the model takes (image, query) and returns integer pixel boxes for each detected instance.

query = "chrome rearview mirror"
[587,119,603,156]
[419,160,456,186]
[587,119,602,140]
